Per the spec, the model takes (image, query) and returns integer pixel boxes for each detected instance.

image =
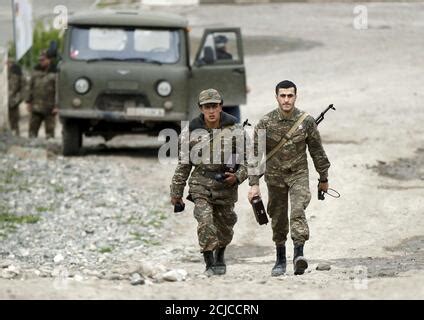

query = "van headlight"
[74,78,90,94]
[156,81,172,97]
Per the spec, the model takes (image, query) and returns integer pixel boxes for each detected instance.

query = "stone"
[106,273,124,281]
[130,273,145,286]
[137,261,167,278]
[0,260,14,269]
[19,249,30,257]
[162,269,188,282]
[316,263,331,271]
[74,274,84,282]
[54,254,64,264]
[1,265,20,279]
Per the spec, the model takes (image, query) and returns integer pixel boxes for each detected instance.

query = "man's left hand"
[224,172,237,186]
[318,181,329,193]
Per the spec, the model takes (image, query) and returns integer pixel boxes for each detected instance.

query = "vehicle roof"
[68,10,188,28]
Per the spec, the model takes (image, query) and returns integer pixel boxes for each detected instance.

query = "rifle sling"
[264,112,309,162]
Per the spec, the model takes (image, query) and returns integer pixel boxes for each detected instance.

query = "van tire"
[62,120,82,156]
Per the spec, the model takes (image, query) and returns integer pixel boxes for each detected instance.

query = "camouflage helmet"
[198,88,223,106]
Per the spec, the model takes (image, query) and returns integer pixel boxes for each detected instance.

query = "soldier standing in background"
[7,58,23,136]
[248,80,331,276]
[170,88,247,276]
[214,35,233,60]
[26,50,57,138]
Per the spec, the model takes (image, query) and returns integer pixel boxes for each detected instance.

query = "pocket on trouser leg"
[213,205,237,247]
[290,197,310,243]
[197,223,219,252]
[290,215,309,243]
[194,199,218,252]
[220,208,237,227]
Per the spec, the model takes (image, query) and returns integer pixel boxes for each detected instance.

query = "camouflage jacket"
[26,65,56,114]
[249,107,330,187]
[8,65,23,109]
[170,112,248,204]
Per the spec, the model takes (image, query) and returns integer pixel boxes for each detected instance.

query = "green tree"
[9,20,63,70]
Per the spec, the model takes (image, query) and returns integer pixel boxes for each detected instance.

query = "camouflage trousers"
[29,112,56,138]
[8,105,20,135]
[267,172,311,246]
[193,197,237,252]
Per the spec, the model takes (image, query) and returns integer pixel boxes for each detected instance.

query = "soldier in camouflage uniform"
[26,51,57,138]
[7,58,24,136]
[170,88,247,276]
[248,80,330,276]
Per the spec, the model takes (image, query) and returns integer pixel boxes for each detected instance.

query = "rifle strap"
[264,112,309,162]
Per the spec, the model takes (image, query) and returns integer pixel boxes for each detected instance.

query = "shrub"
[8,20,63,70]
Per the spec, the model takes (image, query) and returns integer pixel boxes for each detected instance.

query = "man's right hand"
[248,185,261,203]
[171,197,184,206]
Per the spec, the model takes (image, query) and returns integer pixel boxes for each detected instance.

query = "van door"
[190,28,246,118]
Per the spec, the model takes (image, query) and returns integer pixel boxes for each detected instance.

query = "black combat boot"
[271,246,286,277]
[203,251,215,276]
[293,244,308,275]
[213,247,226,275]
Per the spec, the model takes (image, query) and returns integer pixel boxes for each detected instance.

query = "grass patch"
[148,210,167,228]
[130,231,142,240]
[54,185,65,193]
[18,184,31,192]
[142,238,161,246]
[1,167,29,192]
[0,213,40,224]
[130,231,161,245]
[125,210,167,227]
[36,206,51,213]
[99,246,113,254]
[0,168,23,191]
[2,167,23,184]
[0,212,40,239]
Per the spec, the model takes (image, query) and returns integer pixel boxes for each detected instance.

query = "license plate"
[126,107,165,117]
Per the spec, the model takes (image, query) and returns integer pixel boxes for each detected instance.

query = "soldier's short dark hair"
[275,80,297,95]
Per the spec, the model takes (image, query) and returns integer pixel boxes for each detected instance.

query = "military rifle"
[315,104,336,125]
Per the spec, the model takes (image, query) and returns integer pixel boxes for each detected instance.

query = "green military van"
[58,10,247,155]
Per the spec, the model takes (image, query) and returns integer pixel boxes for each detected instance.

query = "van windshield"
[69,26,180,64]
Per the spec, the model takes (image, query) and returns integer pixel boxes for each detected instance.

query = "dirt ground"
[1,2,424,300]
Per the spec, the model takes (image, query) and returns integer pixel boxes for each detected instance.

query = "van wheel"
[223,106,241,123]
[62,120,82,156]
